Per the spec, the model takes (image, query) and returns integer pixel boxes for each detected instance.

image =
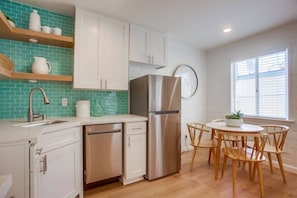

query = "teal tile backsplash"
[0,0,128,119]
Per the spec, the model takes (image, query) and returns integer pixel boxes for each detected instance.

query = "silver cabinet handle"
[132,127,143,130]
[100,79,103,89]
[105,79,107,89]
[148,55,151,63]
[152,55,154,64]
[128,136,131,147]
[40,155,47,174]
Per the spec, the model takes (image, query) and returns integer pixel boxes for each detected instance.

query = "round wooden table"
[206,122,263,180]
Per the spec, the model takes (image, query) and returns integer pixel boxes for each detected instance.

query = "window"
[231,50,288,119]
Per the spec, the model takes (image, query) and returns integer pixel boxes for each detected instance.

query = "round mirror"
[173,64,198,98]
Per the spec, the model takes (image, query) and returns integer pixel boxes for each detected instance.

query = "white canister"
[29,9,41,31]
[76,100,90,118]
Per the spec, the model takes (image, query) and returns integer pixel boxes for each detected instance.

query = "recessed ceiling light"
[223,28,232,33]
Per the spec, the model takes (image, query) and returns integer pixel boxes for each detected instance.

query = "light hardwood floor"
[84,150,297,198]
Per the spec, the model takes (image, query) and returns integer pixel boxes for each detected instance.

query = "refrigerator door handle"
[150,110,179,115]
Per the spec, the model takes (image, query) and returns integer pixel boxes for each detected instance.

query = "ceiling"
[14,0,297,50]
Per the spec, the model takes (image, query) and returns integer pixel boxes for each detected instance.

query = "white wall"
[129,41,207,151]
[206,21,297,173]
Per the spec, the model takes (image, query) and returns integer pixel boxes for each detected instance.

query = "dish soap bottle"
[29,9,41,31]
[91,99,104,117]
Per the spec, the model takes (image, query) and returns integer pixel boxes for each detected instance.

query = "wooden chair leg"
[212,148,216,165]
[256,162,264,198]
[232,160,237,197]
[248,162,253,181]
[252,162,257,181]
[267,153,273,173]
[276,153,287,184]
[208,148,212,164]
[221,155,228,178]
[190,147,198,171]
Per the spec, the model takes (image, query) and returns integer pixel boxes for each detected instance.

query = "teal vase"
[91,99,104,117]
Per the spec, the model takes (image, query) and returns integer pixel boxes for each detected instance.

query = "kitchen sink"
[14,120,68,128]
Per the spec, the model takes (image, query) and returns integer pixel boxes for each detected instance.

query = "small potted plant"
[225,110,244,127]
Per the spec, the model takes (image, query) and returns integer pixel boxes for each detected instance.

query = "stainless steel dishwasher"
[83,123,122,189]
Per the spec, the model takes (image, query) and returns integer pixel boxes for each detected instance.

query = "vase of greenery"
[225,110,244,127]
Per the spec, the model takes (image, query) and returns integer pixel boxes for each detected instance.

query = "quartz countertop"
[0,114,147,143]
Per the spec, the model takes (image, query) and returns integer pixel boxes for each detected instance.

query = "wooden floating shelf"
[0,11,73,82]
[0,67,72,82]
[0,11,74,48]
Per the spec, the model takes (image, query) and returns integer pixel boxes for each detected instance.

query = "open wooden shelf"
[0,11,73,82]
[0,66,72,82]
[0,11,74,48]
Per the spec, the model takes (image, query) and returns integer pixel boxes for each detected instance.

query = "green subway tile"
[0,0,128,119]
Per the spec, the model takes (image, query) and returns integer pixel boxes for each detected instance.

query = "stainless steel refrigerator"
[130,74,181,180]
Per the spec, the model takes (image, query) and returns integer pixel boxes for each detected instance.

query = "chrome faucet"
[28,87,50,122]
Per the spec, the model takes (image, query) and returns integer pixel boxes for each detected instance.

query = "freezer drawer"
[147,112,181,180]
[84,123,122,187]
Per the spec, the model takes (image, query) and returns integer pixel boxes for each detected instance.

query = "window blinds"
[232,50,288,119]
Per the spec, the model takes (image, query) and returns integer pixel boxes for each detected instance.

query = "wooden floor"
[84,150,297,198]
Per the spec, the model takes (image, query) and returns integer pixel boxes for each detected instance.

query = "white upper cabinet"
[74,8,129,90]
[129,24,167,67]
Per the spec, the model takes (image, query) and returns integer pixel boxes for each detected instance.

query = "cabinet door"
[101,16,129,90]
[0,141,30,198]
[129,24,148,63]
[73,8,103,89]
[38,142,81,198]
[125,133,146,179]
[149,30,167,67]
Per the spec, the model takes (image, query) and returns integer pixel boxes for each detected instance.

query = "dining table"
[206,121,264,180]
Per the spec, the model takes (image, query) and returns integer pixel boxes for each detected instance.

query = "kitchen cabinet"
[0,140,30,198]
[0,11,73,82]
[73,8,129,90]
[122,122,146,185]
[129,24,167,67]
[32,126,82,198]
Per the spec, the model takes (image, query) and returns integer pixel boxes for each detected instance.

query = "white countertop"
[0,114,147,143]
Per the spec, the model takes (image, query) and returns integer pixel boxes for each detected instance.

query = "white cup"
[41,26,51,33]
[52,27,62,35]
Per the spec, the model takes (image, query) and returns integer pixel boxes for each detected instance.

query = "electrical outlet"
[61,98,68,106]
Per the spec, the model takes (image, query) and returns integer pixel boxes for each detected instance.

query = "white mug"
[41,26,51,33]
[52,27,62,35]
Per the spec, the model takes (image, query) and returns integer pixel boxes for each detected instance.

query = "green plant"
[225,110,243,119]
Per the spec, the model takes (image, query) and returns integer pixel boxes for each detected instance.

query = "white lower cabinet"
[0,141,30,198]
[122,122,146,185]
[32,127,82,198]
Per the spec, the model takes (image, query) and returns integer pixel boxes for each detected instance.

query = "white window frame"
[231,49,288,120]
